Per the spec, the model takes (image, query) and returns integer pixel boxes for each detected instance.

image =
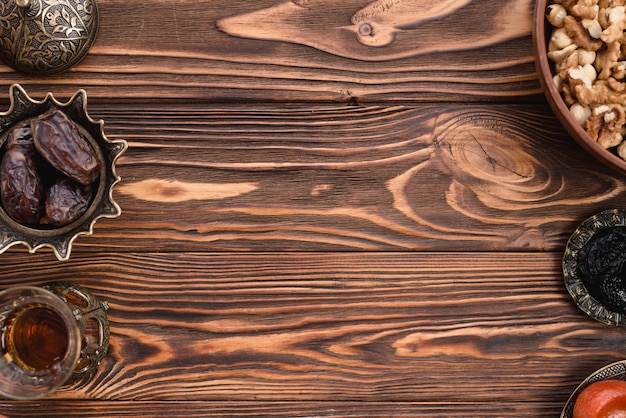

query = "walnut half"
[585,104,626,148]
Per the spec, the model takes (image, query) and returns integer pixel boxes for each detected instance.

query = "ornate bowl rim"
[563,209,626,326]
[0,84,127,260]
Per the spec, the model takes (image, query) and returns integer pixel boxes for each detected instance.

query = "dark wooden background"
[1,0,626,416]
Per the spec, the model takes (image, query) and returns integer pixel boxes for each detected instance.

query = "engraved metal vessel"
[0,0,98,74]
[0,84,127,260]
[563,209,626,326]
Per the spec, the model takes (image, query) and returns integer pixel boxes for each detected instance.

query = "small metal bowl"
[0,0,99,75]
[0,84,127,260]
[561,360,626,418]
[563,209,626,326]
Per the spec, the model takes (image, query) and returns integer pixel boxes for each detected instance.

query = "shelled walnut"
[547,0,626,160]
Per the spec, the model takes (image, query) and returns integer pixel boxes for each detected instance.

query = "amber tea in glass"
[2,303,70,372]
[0,283,109,400]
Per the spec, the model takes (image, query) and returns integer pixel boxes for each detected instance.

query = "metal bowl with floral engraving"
[561,360,626,418]
[563,209,626,326]
[0,84,126,260]
[0,0,99,74]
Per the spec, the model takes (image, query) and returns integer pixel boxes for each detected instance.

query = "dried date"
[0,110,101,228]
[32,109,100,185]
[6,126,36,151]
[45,176,91,226]
[0,127,44,224]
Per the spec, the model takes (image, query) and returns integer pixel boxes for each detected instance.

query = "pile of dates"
[0,109,101,227]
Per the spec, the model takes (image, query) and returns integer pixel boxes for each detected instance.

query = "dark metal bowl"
[0,84,127,260]
[563,209,626,326]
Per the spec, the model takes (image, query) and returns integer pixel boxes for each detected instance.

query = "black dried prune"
[0,127,43,225]
[577,226,626,313]
[45,176,92,226]
[32,109,100,185]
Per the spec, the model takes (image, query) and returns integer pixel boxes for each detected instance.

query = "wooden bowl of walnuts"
[534,0,626,175]
[0,85,127,260]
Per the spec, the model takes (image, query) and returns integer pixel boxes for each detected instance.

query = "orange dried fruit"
[573,379,626,418]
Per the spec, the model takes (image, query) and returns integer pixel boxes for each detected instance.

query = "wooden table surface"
[1,0,626,416]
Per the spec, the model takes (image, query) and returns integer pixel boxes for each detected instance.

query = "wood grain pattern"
[0,0,539,102]
[0,251,621,417]
[216,0,530,60]
[0,400,564,417]
[0,0,622,416]
[1,102,618,257]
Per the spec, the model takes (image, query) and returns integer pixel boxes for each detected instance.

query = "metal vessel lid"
[0,0,99,74]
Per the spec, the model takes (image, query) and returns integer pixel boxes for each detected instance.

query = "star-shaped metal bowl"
[563,209,626,326]
[0,84,127,260]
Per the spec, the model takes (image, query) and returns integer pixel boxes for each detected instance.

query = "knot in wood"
[359,23,373,36]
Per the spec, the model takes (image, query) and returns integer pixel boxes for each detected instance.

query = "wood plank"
[0,251,620,415]
[0,0,540,102]
[0,400,564,417]
[3,102,622,256]
[0,1,592,417]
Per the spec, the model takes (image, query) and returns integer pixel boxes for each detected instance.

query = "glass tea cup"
[0,282,109,399]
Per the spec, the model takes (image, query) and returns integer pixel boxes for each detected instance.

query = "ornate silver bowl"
[563,209,626,326]
[0,0,99,74]
[0,84,126,260]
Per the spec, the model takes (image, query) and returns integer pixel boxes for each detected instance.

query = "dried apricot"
[573,379,626,418]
